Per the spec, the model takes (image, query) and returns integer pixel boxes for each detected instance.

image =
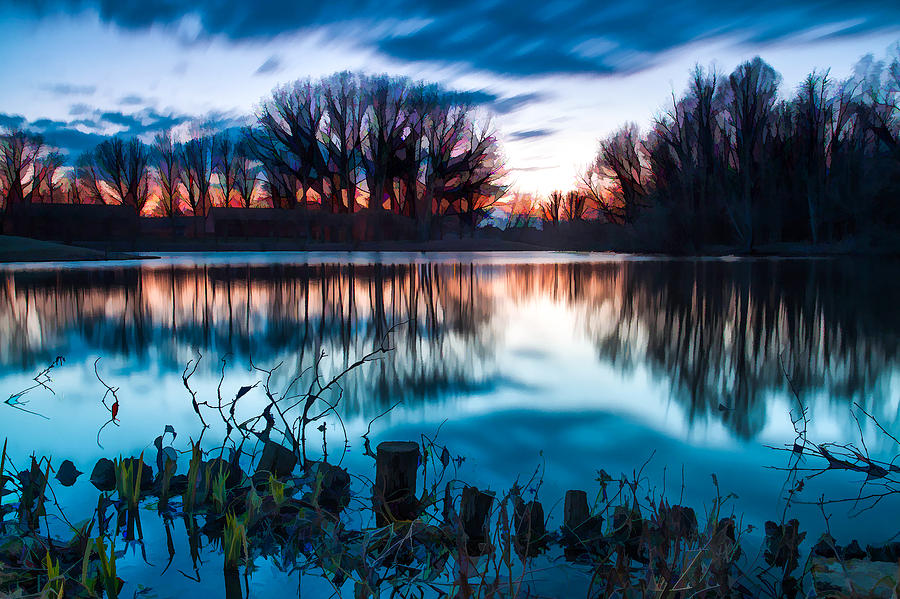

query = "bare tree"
[420,92,468,238]
[444,116,508,233]
[321,71,366,213]
[793,71,831,244]
[687,65,723,229]
[253,79,327,209]
[233,136,260,208]
[74,151,105,205]
[721,57,781,249]
[541,190,563,226]
[505,192,538,229]
[32,151,65,204]
[153,130,182,239]
[1,130,44,219]
[596,123,646,223]
[180,132,215,231]
[362,74,410,212]
[91,137,151,215]
[63,169,81,205]
[562,190,586,221]
[214,131,238,208]
[395,83,430,220]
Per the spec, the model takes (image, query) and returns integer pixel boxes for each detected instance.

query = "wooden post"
[564,489,590,531]
[374,441,419,526]
[563,489,606,561]
[224,566,242,599]
[514,500,546,557]
[460,486,494,555]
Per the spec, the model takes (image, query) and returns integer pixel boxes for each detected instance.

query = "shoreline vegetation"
[2,434,899,598]
[0,235,144,263]
[2,351,900,598]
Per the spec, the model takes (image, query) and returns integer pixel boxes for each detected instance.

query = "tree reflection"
[1,258,896,436]
[503,259,899,437]
[0,261,499,413]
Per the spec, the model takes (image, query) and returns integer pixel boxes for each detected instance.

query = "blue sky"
[1,1,899,193]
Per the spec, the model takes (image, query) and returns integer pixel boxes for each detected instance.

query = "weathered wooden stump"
[514,500,547,557]
[306,460,352,513]
[255,441,297,479]
[460,486,495,555]
[373,441,420,526]
[562,489,606,561]
[564,489,590,531]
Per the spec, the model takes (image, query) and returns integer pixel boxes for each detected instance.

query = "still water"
[1,252,898,595]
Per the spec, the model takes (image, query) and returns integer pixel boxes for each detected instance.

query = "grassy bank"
[0,236,148,263]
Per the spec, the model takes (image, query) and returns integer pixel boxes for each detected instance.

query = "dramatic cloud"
[16,0,900,76]
[0,106,206,157]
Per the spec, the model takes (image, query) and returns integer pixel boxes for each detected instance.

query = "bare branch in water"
[93,357,120,448]
[3,357,64,420]
[182,352,208,428]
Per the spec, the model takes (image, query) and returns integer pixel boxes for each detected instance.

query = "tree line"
[0,72,507,238]
[533,47,900,251]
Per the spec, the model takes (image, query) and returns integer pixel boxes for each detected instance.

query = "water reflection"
[1,255,898,438]
[503,259,899,437]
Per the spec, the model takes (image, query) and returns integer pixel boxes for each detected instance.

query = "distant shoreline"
[2,234,896,264]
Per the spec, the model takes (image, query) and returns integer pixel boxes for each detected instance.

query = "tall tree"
[722,57,780,249]
[180,133,215,218]
[448,118,508,231]
[92,137,151,215]
[596,123,646,224]
[321,71,366,213]
[214,131,238,208]
[562,190,587,221]
[792,71,831,243]
[232,137,260,208]
[420,91,468,238]
[253,79,327,209]
[154,130,182,227]
[1,130,44,214]
[541,190,563,227]
[362,75,410,211]
[74,151,105,205]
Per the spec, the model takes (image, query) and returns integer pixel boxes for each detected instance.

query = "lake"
[1,252,898,596]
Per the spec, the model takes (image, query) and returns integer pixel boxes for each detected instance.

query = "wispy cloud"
[509,164,559,172]
[119,94,147,105]
[44,83,97,96]
[509,128,555,140]
[255,55,282,75]
[491,92,550,114]
[69,103,93,115]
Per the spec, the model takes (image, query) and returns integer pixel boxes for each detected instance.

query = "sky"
[1,1,899,195]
